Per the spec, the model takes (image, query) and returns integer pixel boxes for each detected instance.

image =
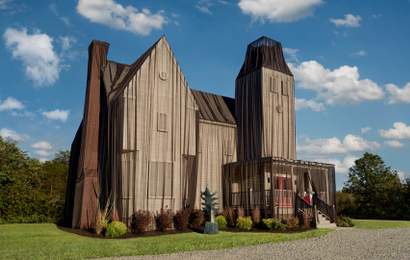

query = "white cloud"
[384,140,404,148]
[283,47,299,62]
[77,0,167,36]
[295,98,324,112]
[360,127,372,134]
[196,0,213,14]
[3,27,61,86]
[398,171,410,182]
[386,83,410,104]
[31,141,53,159]
[0,97,24,111]
[42,109,69,122]
[330,14,362,27]
[31,141,53,151]
[290,60,384,105]
[298,134,380,156]
[380,122,410,140]
[238,0,322,23]
[353,50,367,57]
[59,36,76,51]
[321,156,357,175]
[0,128,24,142]
[49,3,71,26]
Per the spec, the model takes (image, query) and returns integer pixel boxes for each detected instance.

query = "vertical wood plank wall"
[195,120,237,209]
[120,39,197,222]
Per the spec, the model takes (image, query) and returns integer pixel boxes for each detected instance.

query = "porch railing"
[230,190,294,208]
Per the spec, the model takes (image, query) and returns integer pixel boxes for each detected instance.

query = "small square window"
[157,113,167,132]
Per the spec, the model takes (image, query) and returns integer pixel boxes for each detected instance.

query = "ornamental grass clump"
[236,216,253,230]
[189,209,205,229]
[215,215,227,230]
[105,221,127,238]
[251,207,261,226]
[286,216,300,229]
[223,207,236,227]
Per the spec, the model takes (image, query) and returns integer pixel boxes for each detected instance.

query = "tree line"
[0,137,69,223]
[337,152,410,219]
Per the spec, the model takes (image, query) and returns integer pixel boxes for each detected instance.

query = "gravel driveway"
[101,228,410,260]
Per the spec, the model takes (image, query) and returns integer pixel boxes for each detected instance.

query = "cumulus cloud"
[321,156,357,175]
[31,141,53,159]
[290,60,384,105]
[295,98,324,112]
[298,134,380,156]
[0,97,24,111]
[398,171,410,182]
[380,122,410,140]
[384,140,404,148]
[0,128,24,142]
[386,83,410,104]
[77,0,167,36]
[42,109,69,122]
[330,14,362,27]
[360,127,372,134]
[3,27,61,86]
[0,0,11,10]
[238,0,322,23]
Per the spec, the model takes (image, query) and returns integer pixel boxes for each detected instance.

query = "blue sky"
[1,0,410,189]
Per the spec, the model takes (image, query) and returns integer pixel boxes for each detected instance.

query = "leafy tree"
[343,152,402,219]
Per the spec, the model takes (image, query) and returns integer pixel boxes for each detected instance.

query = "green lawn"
[353,219,410,229]
[0,224,331,260]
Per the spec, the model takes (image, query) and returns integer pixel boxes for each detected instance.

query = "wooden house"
[63,36,336,230]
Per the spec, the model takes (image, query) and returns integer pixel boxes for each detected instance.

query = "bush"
[189,209,204,229]
[251,207,261,225]
[236,216,253,230]
[223,208,236,227]
[336,216,354,227]
[215,215,227,229]
[174,208,190,231]
[262,218,286,231]
[286,217,299,229]
[131,210,153,234]
[156,209,173,232]
[105,221,127,238]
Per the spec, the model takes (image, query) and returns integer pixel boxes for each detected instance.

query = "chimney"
[71,40,109,229]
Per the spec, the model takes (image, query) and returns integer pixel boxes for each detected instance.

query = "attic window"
[281,81,288,96]
[157,113,167,132]
[270,77,277,93]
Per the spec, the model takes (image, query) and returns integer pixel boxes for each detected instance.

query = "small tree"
[201,187,218,221]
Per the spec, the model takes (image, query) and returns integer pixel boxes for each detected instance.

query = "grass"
[0,224,331,260]
[352,219,410,229]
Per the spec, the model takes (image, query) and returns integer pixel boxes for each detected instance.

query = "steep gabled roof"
[237,36,292,78]
[107,37,163,102]
[191,89,236,125]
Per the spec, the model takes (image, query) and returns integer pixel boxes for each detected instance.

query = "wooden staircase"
[316,210,337,229]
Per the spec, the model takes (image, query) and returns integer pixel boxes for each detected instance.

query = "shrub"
[215,215,227,229]
[105,221,127,238]
[251,207,261,225]
[131,210,153,234]
[286,217,299,229]
[262,218,286,231]
[156,209,173,232]
[236,216,253,230]
[236,207,245,218]
[223,208,236,227]
[174,208,190,231]
[95,197,112,235]
[336,216,354,227]
[189,209,204,229]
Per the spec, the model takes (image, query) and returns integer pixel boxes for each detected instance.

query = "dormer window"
[281,80,288,96]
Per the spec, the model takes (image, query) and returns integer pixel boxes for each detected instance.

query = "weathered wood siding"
[261,67,296,159]
[195,120,237,209]
[120,38,197,221]
[235,68,296,161]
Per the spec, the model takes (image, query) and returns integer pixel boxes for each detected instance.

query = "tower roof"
[237,36,293,78]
